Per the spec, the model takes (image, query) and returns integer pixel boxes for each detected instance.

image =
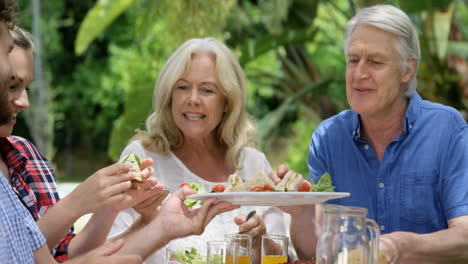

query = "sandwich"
[225,173,245,192]
[120,153,145,189]
[275,170,304,192]
[226,171,276,192]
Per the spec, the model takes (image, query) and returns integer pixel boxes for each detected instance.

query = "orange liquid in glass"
[261,255,288,264]
[237,255,252,264]
[225,256,235,264]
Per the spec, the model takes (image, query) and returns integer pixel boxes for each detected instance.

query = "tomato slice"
[263,184,275,191]
[249,186,264,192]
[211,184,226,193]
[180,183,189,188]
[298,180,311,192]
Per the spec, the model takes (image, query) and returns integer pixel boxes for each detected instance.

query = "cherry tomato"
[298,180,311,192]
[180,183,189,188]
[263,184,275,191]
[249,186,264,192]
[211,184,226,193]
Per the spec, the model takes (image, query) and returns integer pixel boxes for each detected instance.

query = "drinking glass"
[207,241,239,264]
[261,234,288,264]
[166,247,195,264]
[225,234,252,264]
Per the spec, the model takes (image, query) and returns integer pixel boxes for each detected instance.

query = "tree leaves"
[396,0,452,13]
[239,28,318,66]
[75,0,137,55]
[256,78,332,145]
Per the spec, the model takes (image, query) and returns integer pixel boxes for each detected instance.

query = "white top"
[108,140,288,263]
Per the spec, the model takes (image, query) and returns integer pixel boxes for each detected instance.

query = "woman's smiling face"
[171,52,227,141]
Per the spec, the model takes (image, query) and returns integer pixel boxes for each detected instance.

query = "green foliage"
[76,0,236,55]
[258,0,293,35]
[107,40,169,159]
[447,41,468,57]
[278,110,319,177]
[75,0,137,55]
[396,0,452,13]
[156,0,236,46]
[54,58,125,150]
[256,78,332,147]
[454,1,468,39]
[239,28,319,66]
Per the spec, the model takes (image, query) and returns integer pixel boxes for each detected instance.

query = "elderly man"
[271,4,468,263]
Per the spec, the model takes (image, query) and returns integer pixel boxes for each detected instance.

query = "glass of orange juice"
[207,241,239,264]
[261,234,288,264]
[225,234,252,264]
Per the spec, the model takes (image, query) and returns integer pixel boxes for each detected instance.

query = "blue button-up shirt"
[0,170,45,263]
[308,92,468,234]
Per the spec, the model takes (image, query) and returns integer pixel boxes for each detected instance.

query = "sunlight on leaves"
[75,0,137,55]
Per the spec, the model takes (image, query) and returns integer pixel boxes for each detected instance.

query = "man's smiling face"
[0,22,14,127]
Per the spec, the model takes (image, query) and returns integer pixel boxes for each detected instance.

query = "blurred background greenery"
[14,0,468,182]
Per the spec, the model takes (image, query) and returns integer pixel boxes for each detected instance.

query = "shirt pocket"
[401,171,439,225]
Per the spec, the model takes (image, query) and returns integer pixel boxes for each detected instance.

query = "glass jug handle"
[366,218,380,264]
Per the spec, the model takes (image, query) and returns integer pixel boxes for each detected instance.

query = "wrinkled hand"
[235,214,266,250]
[68,239,142,264]
[154,186,239,240]
[380,234,401,264]
[67,158,163,215]
[133,187,170,222]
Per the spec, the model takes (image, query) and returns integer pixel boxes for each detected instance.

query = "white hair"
[344,5,420,96]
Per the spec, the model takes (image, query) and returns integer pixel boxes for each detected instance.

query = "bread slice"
[229,171,275,192]
[226,173,245,192]
[275,170,303,192]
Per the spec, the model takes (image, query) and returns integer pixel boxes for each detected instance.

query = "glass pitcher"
[316,204,380,264]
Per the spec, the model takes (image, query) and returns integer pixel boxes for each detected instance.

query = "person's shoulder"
[122,139,152,154]
[121,139,167,160]
[241,146,266,158]
[418,98,467,128]
[315,109,354,134]
[8,136,36,148]
[8,136,45,156]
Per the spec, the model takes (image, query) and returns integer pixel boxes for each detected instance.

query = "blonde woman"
[108,38,288,263]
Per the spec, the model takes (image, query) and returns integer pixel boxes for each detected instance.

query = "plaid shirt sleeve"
[2,136,76,262]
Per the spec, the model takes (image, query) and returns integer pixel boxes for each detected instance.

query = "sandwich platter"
[186,191,350,206]
[186,171,349,206]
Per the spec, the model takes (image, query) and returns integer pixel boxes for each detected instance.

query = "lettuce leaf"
[183,181,206,208]
[169,247,205,264]
[310,172,335,192]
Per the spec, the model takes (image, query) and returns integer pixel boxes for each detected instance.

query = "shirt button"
[364,144,369,150]
[379,182,385,188]
[380,225,385,231]
[409,124,413,129]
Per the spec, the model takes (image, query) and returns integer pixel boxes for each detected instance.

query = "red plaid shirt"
[0,136,75,262]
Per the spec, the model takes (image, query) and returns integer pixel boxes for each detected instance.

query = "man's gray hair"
[344,5,420,96]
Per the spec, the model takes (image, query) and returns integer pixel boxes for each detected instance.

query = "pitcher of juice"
[316,204,380,264]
